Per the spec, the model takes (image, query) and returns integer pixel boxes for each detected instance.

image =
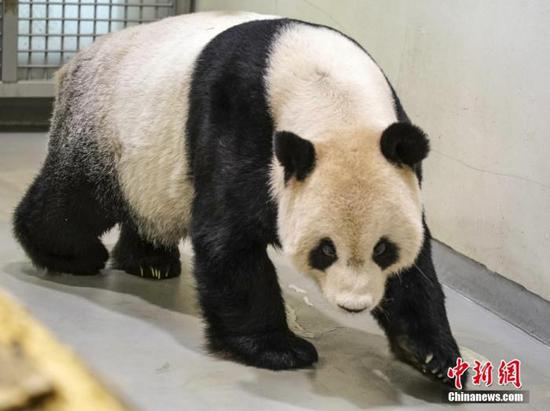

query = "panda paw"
[112,255,181,280]
[391,335,467,388]
[209,331,318,370]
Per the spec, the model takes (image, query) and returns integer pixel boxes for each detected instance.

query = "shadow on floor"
[3,259,450,409]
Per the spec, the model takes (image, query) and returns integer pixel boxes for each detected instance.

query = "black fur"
[274,131,316,182]
[13,167,113,275]
[186,19,318,370]
[380,122,430,168]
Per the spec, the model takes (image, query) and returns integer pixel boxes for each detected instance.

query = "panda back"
[55,12,276,244]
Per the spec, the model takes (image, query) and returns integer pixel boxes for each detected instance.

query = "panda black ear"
[274,131,316,183]
[380,122,430,167]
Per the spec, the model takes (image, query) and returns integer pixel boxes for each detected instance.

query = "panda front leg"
[371,223,466,387]
[192,240,318,370]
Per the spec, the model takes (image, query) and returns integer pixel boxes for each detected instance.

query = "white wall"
[195,0,550,300]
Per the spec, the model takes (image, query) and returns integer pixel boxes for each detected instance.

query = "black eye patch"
[309,238,338,271]
[372,237,399,270]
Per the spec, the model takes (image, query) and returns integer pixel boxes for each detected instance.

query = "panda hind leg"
[13,167,116,275]
[111,220,181,280]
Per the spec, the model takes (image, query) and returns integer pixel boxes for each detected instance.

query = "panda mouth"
[337,305,367,313]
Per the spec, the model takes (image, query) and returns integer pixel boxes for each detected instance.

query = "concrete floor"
[1,133,549,411]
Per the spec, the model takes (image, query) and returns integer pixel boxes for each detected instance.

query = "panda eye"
[373,241,387,257]
[372,238,399,269]
[309,238,338,271]
[321,242,336,258]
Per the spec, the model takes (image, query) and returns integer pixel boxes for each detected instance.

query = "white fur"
[266,25,424,312]
[265,24,397,140]
[65,12,276,245]
[111,12,277,245]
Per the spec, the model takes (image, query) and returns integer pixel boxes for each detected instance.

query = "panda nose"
[338,304,367,313]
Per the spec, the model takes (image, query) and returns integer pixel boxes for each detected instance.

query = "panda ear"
[274,131,316,183]
[380,122,430,167]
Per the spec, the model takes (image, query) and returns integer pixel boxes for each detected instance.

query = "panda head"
[271,122,430,313]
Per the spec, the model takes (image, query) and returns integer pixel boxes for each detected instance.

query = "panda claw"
[425,353,433,364]
[113,252,181,280]
[391,337,463,388]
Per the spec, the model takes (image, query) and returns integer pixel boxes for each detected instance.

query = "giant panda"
[13,11,464,386]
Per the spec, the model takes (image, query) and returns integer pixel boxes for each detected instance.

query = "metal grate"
[17,0,175,80]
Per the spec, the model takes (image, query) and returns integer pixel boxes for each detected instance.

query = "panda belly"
[101,12,275,245]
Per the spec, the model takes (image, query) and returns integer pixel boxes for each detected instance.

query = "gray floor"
[1,133,549,411]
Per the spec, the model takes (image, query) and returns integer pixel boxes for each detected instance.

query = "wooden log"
[0,290,130,411]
